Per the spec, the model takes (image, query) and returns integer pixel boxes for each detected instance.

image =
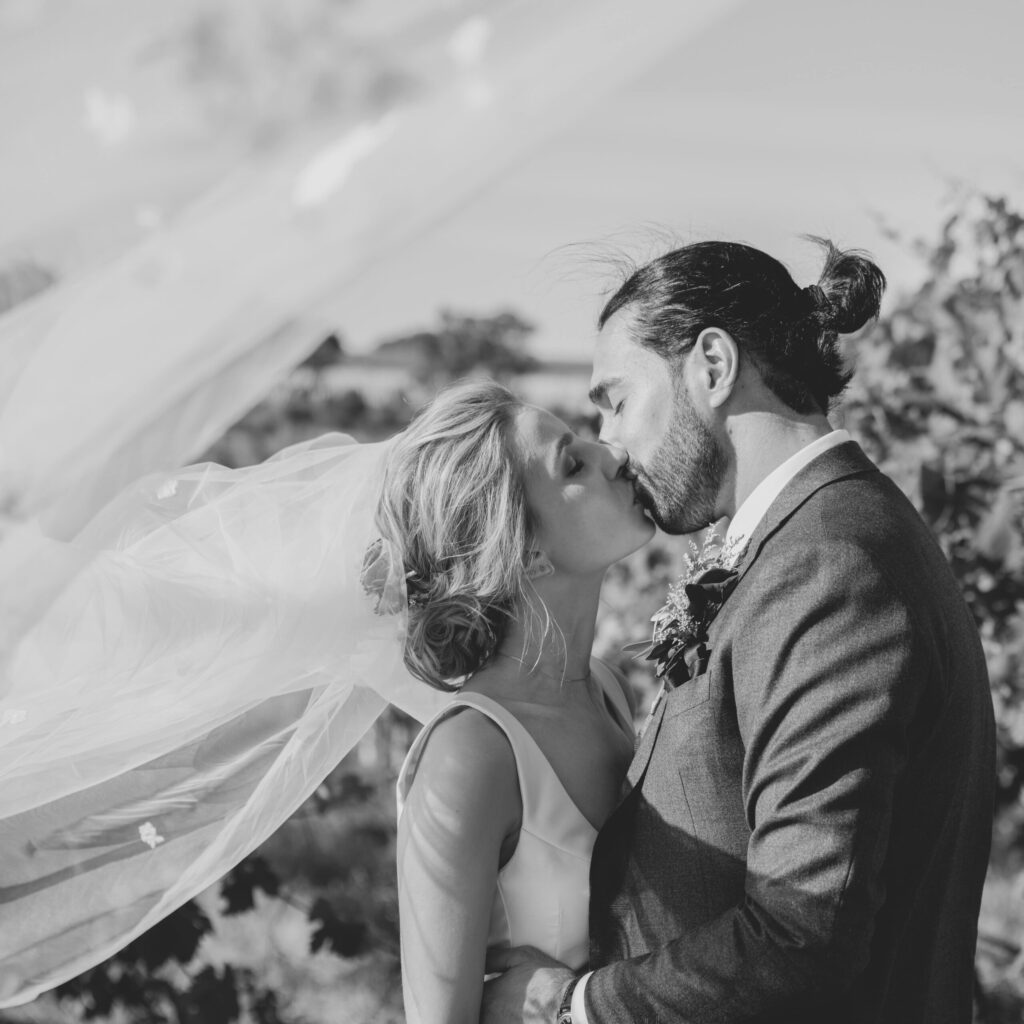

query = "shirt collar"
[724,429,851,559]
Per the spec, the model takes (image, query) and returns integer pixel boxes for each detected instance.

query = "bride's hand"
[481,946,575,1024]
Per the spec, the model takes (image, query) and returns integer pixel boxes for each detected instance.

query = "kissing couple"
[0,239,995,1024]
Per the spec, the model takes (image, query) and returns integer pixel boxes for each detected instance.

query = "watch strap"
[556,976,580,1024]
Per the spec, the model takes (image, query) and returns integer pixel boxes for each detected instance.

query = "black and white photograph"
[1,1,1022,1021]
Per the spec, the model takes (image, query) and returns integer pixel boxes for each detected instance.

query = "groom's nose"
[597,417,617,447]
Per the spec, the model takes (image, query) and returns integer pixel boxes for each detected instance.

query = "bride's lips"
[629,477,651,509]
[631,479,660,524]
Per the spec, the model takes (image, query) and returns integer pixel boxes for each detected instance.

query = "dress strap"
[396,692,597,840]
[397,693,541,825]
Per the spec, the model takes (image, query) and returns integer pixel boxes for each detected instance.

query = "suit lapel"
[626,692,668,788]
[734,440,877,587]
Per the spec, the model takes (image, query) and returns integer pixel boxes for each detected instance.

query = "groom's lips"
[630,476,653,510]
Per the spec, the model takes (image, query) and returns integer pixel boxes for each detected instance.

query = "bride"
[0,377,654,1019]
[380,380,652,1023]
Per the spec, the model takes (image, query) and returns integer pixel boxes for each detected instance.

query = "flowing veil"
[0,433,448,1007]
[0,3,749,1004]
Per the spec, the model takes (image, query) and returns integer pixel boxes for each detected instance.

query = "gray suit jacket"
[587,441,995,1023]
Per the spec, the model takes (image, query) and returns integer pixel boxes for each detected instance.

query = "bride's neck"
[495,575,602,687]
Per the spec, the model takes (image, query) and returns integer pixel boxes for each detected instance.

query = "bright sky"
[2,0,1023,358]
[317,0,1024,356]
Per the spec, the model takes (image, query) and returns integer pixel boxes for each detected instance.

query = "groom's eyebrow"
[588,377,621,406]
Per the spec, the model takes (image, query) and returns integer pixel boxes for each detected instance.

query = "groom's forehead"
[590,323,627,390]
[589,341,636,403]
[590,326,660,399]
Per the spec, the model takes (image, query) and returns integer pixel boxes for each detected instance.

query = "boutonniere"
[642,534,744,689]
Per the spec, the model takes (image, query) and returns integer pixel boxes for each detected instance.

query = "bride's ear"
[525,550,555,580]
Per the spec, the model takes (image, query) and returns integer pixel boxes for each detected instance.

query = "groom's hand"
[481,945,575,1024]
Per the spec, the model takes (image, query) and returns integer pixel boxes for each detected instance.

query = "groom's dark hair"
[598,238,886,414]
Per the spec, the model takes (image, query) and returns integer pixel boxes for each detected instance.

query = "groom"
[482,240,995,1023]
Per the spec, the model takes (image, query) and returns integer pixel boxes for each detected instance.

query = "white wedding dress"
[396,659,634,970]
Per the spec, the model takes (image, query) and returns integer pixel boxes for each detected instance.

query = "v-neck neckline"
[454,691,600,834]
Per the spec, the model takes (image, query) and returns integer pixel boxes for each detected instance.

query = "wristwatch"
[556,976,580,1024]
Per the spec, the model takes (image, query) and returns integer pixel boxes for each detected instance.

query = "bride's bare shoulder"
[406,706,520,830]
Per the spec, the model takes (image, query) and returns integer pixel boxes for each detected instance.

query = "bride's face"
[513,405,655,576]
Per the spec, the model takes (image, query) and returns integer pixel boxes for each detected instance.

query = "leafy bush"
[835,193,1024,1021]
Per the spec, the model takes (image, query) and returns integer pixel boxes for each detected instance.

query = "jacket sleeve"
[583,536,926,1022]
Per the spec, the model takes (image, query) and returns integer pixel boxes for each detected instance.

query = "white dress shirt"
[570,428,851,1023]
[723,428,851,560]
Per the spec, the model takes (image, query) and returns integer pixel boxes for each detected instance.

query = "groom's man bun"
[598,238,886,413]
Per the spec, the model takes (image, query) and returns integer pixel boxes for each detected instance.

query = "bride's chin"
[633,503,657,533]
[624,518,657,552]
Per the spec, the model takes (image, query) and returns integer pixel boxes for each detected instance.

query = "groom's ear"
[525,550,555,580]
[693,327,740,409]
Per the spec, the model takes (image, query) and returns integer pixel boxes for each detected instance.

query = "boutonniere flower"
[642,534,744,689]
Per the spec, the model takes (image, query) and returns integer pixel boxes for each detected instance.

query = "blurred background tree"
[838,193,1024,1021]
[375,310,538,391]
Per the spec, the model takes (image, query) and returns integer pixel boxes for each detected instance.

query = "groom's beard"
[632,393,726,535]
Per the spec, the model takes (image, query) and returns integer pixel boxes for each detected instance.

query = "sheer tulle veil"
[0,432,448,1006]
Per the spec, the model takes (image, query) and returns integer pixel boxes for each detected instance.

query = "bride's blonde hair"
[376,378,534,691]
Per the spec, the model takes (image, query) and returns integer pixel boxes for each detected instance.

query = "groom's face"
[590,309,727,534]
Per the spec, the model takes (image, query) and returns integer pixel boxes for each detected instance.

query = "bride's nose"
[600,441,631,478]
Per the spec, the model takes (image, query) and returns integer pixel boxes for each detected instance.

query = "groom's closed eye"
[587,377,624,408]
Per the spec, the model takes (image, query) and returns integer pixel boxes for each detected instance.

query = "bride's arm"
[397,708,522,1024]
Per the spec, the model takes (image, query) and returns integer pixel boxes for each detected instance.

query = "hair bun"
[405,591,497,690]
[807,237,887,334]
